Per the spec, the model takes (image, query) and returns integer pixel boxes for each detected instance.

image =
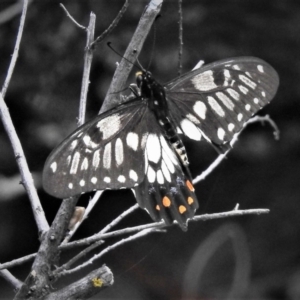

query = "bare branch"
[59,3,86,30]
[14,196,78,299]
[53,240,104,276]
[0,253,36,271]
[44,265,113,300]
[57,228,160,278]
[0,0,49,234]
[100,203,140,234]
[78,12,96,126]
[62,191,104,244]
[177,0,183,75]
[1,207,269,272]
[0,269,22,291]
[2,0,27,97]
[90,0,130,49]
[101,0,163,113]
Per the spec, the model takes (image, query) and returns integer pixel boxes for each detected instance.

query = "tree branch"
[44,265,113,300]
[101,0,163,113]
[0,269,22,291]
[0,0,49,234]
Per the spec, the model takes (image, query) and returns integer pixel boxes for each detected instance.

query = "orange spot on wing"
[179,205,187,214]
[155,205,160,211]
[186,180,195,192]
[187,197,194,205]
[162,196,171,207]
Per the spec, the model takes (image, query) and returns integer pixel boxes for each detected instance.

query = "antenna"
[107,42,143,71]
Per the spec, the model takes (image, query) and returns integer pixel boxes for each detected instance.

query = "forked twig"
[0,0,49,234]
[90,0,130,49]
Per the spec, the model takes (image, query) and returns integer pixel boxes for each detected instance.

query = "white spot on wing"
[193,101,207,119]
[68,183,73,189]
[261,91,266,97]
[50,162,57,173]
[146,134,161,163]
[227,88,240,101]
[238,113,243,121]
[83,135,98,148]
[117,175,126,183]
[233,65,241,70]
[97,114,121,139]
[224,69,231,78]
[238,85,249,95]
[103,143,111,169]
[161,161,171,182]
[126,132,139,151]
[147,166,156,183]
[191,70,218,91]
[217,128,225,141]
[115,138,124,166]
[70,152,80,174]
[81,157,88,170]
[70,140,78,150]
[257,65,264,73]
[180,119,202,141]
[254,97,259,104]
[79,179,85,187]
[239,74,257,89]
[216,92,235,110]
[104,177,111,183]
[91,177,97,184]
[160,136,178,167]
[92,149,100,168]
[228,123,235,131]
[129,170,138,182]
[245,104,251,111]
[67,155,71,166]
[186,113,200,124]
[208,96,225,117]
[157,170,164,184]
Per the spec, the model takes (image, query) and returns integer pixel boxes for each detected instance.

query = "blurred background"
[0,0,299,299]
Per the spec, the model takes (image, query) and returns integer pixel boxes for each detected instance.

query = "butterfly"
[42,56,279,229]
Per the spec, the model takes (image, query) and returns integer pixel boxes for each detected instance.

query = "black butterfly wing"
[165,57,279,151]
[43,100,149,199]
[132,121,198,228]
[43,96,199,227]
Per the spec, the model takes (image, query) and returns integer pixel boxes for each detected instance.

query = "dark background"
[0,0,299,299]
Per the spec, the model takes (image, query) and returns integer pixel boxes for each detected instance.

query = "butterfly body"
[43,57,279,229]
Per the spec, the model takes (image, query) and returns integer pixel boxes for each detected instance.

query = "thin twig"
[0,207,269,271]
[2,0,27,97]
[100,203,140,234]
[56,206,269,278]
[177,0,183,76]
[62,191,103,244]
[53,239,104,276]
[56,228,160,278]
[0,269,22,291]
[90,0,130,49]
[0,0,49,234]
[193,115,279,185]
[78,12,96,126]
[60,3,86,30]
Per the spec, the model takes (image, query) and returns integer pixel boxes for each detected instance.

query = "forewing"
[165,57,279,150]
[43,100,149,199]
